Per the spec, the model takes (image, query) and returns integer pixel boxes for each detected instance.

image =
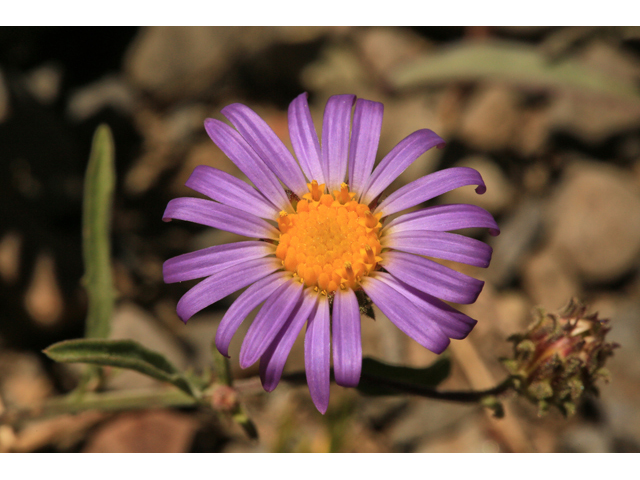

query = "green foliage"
[82,124,116,340]
[357,355,451,396]
[392,41,640,102]
[44,339,199,398]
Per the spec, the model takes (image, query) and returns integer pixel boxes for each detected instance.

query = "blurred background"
[1,26,640,453]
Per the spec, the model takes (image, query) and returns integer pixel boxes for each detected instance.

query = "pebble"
[82,409,198,452]
[485,199,544,287]
[24,252,64,327]
[458,85,522,152]
[124,27,236,101]
[521,246,581,310]
[355,27,431,82]
[0,351,53,410]
[547,161,640,282]
[67,75,135,121]
[24,64,62,105]
[559,424,611,453]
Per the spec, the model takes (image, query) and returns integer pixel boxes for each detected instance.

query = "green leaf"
[391,41,640,102]
[44,339,199,398]
[82,124,116,339]
[357,355,451,396]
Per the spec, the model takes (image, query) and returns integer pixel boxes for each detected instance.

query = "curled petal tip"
[475,184,487,195]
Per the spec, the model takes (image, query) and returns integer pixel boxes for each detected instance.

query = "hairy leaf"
[44,339,198,397]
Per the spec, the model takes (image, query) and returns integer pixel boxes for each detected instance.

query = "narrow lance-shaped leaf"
[357,355,451,396]
[82,124,116,339]
[44,339,199,398]
[392,41,640,103]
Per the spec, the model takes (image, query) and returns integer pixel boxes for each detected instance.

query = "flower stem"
[1,373,515,427]
[280,371,516,403]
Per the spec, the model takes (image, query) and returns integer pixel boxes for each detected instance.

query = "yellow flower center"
[276,181,383,293]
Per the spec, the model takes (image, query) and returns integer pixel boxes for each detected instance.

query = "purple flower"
[163,93,499,413]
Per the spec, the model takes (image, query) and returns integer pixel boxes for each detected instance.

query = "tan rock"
[521,247,580,310]
[355,27,432,81]
[0,351,54,410]
[82,409,198,453]
[24,252,64,327]
[458,85,521,151]
[547,161,640,282]
[124,27,253,102]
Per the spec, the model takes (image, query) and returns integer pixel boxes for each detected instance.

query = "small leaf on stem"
[44,339,199,398]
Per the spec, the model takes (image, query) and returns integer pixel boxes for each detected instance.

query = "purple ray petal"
[332,288,362,387]
[348,99,383,200]
[305,295,330,414]
[204,118,291,212]
[360,129,445,206]
[362,274,450,353]
[383,204,500,237]
[288,92,325,185]
[163,197,279,240]
[259,289,318,392]
[375,167,486,217]
[322,94,356,192]
[185,165,279,219]
[381,250,484,304]
[374,273,477,340]
[215,271,291,357]
[176,257,281,323]
[222,103,308,197]
[382,230,493,268]
[164,241,275,284]
[239,280,303,368]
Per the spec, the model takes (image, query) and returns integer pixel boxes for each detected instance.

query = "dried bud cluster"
[502,299,618,416]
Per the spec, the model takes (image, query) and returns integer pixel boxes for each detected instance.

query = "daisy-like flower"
[163,93,499,413]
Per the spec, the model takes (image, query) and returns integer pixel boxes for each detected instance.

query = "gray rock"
[559,424,611,453]
[67,75,135,121]
[485,198,544,287]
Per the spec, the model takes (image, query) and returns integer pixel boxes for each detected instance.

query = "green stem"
[1,373,515,427]
[212,346,232,387]
[1,389,201,425]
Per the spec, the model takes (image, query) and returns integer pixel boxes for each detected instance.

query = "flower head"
[502,299,618,416]
[163,93,499,413]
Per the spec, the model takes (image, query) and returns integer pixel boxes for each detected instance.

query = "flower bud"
[501,299,618,416]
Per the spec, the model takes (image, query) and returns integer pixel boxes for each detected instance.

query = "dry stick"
[450,339,533,452]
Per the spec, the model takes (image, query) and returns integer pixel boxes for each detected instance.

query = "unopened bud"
[210,385,239,412]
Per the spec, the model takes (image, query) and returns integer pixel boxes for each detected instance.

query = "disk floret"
[276,181,383,293]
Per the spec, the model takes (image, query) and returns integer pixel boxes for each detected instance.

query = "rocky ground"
[1,26,640,452]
